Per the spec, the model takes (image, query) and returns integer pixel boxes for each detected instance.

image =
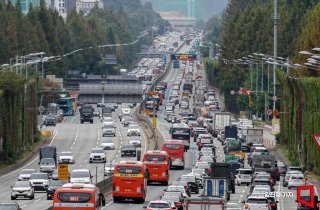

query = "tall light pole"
[273,0,278,112]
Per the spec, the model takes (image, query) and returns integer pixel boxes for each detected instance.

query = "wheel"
[237,182,240,186]
[121,155,123,157]
[89,160,92,163]
[103,160,106,163]
[195,190,199,194]
[288,187,291,190]
[163,181,168,186]
[31,195,34,200]
[113,197,118,203]
[80,120,84,124]
[114,134,116,137]
[90,120,93,124]
[46,196,50,200]
[147,180,150,185]
[11,196,15,200]
[139,198,145,203]
[180,165,185,170]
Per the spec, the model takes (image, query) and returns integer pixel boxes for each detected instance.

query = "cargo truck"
[252,154,280,181]
[245,128,263,145]
[212,112,231,137]
[80,104,94,124]
[183,83,193,94]
[39,146,57,165]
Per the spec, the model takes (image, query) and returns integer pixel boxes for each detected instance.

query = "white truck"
[120,69,127,74]
[245,128,263,145]
[212,112,231,137]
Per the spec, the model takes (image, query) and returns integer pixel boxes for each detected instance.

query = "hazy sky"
[141,0,228,21]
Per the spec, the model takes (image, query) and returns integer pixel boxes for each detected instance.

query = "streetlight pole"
[273,0,278,112]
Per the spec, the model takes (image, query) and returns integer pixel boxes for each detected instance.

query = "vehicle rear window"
[117,166,141,174]
[164,144,182,150]
[247,198,268,204]
[148,203,170,208]
[239,170,253,175]
[146,155,166,161]
[58,192,92,203]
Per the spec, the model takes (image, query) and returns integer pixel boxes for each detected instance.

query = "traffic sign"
[230,90,235,95]
[58,164,69,181]
[272,95,278,101]
[145,109,150,117]
[146,91,159,96]
[249,99,254,107]
[273,109,280,117]
[312,134,320,149]
[267,109,273,116]
[152,117,157,129]
[38,106,45,114]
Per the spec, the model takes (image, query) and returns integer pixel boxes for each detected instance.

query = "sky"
[141,0,229,21]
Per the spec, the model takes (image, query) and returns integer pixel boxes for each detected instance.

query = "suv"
[11,181,34,200]
[89,148,106,163]
[235,168,253,186]
[44,115,56,126]
[243,196,271,210]
[102,123,116,137]
[29,173,49,191]
[121,144,136,157]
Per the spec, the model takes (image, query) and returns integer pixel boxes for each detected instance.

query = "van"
[70,169,92,184]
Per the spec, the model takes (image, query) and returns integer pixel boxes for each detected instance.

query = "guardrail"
[79,84,142,95]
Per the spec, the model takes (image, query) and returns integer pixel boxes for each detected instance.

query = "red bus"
[142,150,170,186]
[162,140,185,170]
[52,183,105,210]
[112,161,147,203]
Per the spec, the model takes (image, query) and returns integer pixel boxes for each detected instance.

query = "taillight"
[137,187,141,192]
[316,202,319,208]
[271,203,276,207]
[298,203,302,207]
[115,186,119,192]
[244,204,249,209]
[175,202,182,207]
[162,172,166,177]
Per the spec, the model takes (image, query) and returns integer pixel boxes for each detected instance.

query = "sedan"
[127,124,141,136]
[226,202,242,210]
[121,144,136,157]
[58,151,75,164]
[89,148,106,163]
[101,139,115,150]
[128,137,142,147]
[46,180,63,200]
[288,174,306,189]
[104,162,115,176]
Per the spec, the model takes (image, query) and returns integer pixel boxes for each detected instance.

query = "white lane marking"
[1,125,60,178]
[84,160,88,163]
[21,205,28,208]
[70,114,79,123]
[278,179,283,210]
[79,164,83,168]
[102,201,113,209]
[33,199,41,202]
[70,146,73,150]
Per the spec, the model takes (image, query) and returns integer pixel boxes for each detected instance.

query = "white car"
[243,196,270,210]
[89,148,106,163]
[39,158,56,173]
[102,123,116,137]
[58,151,75,164]
[70,169,92,184]
[288,173,306,189]
[29,173,49,191]
[101,139,115,150]
[127,124,141,136]
[235,168,253,186]
[104,162,115,176]
[144,200,176,210]
[18,169,36,181]
[128,137,142,147]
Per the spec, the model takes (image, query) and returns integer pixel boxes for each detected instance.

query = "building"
[158,11,196,32]
[10,0,40,14]
[76,0,103,15]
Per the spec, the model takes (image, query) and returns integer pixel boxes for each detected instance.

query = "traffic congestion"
[0,31,318,210]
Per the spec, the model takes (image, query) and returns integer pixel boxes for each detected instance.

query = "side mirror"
[10,185,13,188]
[276,201,279,203]
[143,206,147,209]
[99,193,106,206]
[38,161,40,164]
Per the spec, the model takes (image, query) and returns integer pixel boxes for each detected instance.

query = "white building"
[76,0,103,15]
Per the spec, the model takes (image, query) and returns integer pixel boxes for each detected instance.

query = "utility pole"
[273,0,278,112]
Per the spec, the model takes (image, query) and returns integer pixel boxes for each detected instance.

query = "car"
[235,168,253,186]
[104,162,115,176]
[127,124,141,136]
[199,156,214,164]
[51,170,59,180]
[128,136,142,147]
[11,181,34,200]
[102,116,114,123]
[46,180,63,200]
[282,170,303,187]
[243,196,271,210]
[250,179,274,194]
[58,151,75,164]
[161,194,183,210]
[124,117,135,127]
[70,169,92,184]
[39,158,56,173]
[89,148,106,163]
[179,174,199,194]
[288,173,306,189]
[143,200,176,210]
[102,122,116,137]
[18,169,36,181]
[44,115,56,126]
[101,139,115,150]
[166,185,190,198]
[121,144,136,157]
[29,173,49,191]
[0,202,22,210]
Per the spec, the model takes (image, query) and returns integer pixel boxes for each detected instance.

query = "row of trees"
[204,0,320,173]
[0,0,170,77]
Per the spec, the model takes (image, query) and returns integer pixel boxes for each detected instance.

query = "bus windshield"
[145,155,166,161]
[172,128,190,135]
[117,166,141,174]
[58,192,92,203]
[164,144,182,150]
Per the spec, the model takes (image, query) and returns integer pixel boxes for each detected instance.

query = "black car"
[121,144,136,157]
[47,180,64,200]
[44,115,56,126]
[179,174,199,194]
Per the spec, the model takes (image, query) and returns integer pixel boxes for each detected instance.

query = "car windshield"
[61,152,72,156]
[103,124,114,129]
[49,180,63,187]
[102,140,113,143]
[0,205,19,210]
[40,158,55,164]
[164,144,182,150]
[247,198,268,204]
[238,170,253,175]
[105,162,115,168]
[72,171,89,178]
[181,176,195,182]
[92,149,103,153]
[168,187,184,193]
[161,195,179,202]
[148,203,170,208]
[14,181,30,187]
[128,125,139,129]
[30,173,48,179]
[20,169,35,174]
[145,155,166,161]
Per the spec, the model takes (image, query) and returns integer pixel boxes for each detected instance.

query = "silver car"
[11,181,34,200]
[288,173,306,189]
[127,124,141,136]
[58,151,75,164]
[18,169,36,181]
[89,148,106,163]
[39,158,56,173]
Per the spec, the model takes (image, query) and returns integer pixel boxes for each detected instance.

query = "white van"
[70,169,92,184]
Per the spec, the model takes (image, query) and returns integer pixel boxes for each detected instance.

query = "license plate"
[125,188,131,192]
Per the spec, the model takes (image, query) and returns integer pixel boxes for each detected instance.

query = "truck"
[224,125,238,139]
[39,146,57,165]
[212,112,231,137]
[120,69,127,74]
[252,154,280,181]
[183,83,193,94]
[79,104,94,124]
[245,128,263,146]
[101,107,113,118]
